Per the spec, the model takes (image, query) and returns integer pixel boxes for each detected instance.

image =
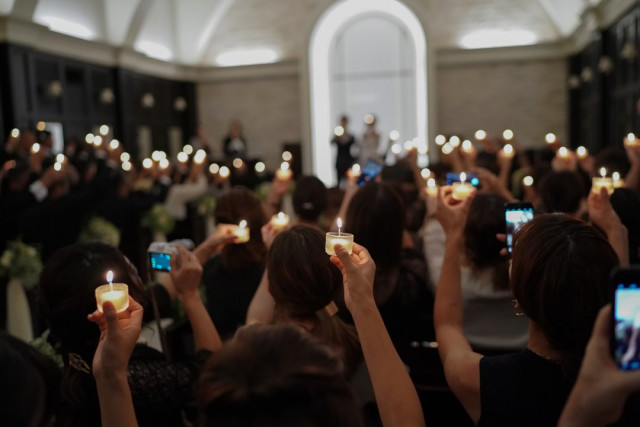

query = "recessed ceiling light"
[135,41,173,61]
[459,29,537,49]
[39,16,95,40]
[215,49,279,67]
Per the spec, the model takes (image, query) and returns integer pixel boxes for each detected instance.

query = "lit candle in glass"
[501,143,514,158]
[576,146,588,159]
[219,166,230,179]
[612,171,624,188]
[347,163,361,180]
[31,143,40,154]
[523,176,534,187]
[451,172,474,201]
[234,220,250,243]
[325,218,354,256]
[545,133,557,144]
[425,178,438,197]
[461,140,474,153]
[592,167,614,195]
[95,270,129,313]
[557,147,569,158]
[276,162,292,180]
[502,129,514,141]
[270,212,290,230]
[624,133,638,147]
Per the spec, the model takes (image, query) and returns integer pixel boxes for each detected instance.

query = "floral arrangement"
[197,195,216,217]
[0,240,43,290]
[78,217,121,247]
[142,204,175,235]
[31,329,63,368]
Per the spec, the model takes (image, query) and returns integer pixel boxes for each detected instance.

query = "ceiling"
[0,0,603,67]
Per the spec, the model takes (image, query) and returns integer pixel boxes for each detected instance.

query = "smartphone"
[357,159,383,186]
[611,267,640,370]
[149,252,172,272]
[505,202,534,253]
[446,172,480,187]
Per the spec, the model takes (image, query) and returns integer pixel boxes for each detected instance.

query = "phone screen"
[613,271,640,370]
[505,203,534,253]
[445,172,480,187]
[357,159,383,186]
[149,252,171,271]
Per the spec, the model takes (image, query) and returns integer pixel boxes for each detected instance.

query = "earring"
[512,299,525,317]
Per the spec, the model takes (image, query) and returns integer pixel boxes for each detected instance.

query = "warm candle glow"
[109,140,120,150]
[11,128,20,138]
[93,135,103,147]
[503,144,514,156]
[31,143,40,154]
[545,133,556,144]
[462,140,473,152]
[612,171,620,181]
[576,146,588,158]
[600,167,607,178]
[239,220,247,229]
[209,163,220,174]
[143,158,153,169]
[271,212,290,229]
[53,162,62,171]
[276,162,292,180]
[558,147,569,158]
[85,133,94,144]
[523,176,534,187]
[233,158,244,169]
[120,152,130,162]
[219,166,230,178]
[334,126,345,137]
[449,136,460,147]
[106,270,113,284]
[56,154,65,163]
[460,172,467,183]
[183,144,194,155]
[95,282,129,313]
[421,168,431,179]
[628,133,636,142]
[234,220,250,243]
[474,130,486,140]
[502,129,514,140]
[159,158,170,169]
[426,178,438,197]
[435,135,446,145]
[347,163,361,179]
[282,151,292,161]
[194,149,206,164]
[441,143,454,155]
[452,173,474,201]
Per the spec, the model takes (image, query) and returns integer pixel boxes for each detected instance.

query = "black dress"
[478,349,573,426]
[331,134,356,184]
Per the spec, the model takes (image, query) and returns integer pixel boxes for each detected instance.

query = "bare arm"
[246,270,275,325]
[170,246,222,352]
[433,188,482,423]
[332,243,424,427]
[588,188,629,266]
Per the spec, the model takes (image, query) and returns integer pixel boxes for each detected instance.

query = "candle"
[347,164,361,179]
[612,171,624,188]
[183,144,194,155]
[449,136,461,147]
[334,126,345,137]
[421,168,431,179]
[474,130,486,140]
[234,220,250,243]
[53,162,62,171]
[545,133,556,144]
[624,133,637,147]
[271,212,290,230]
[95,270,129,313]
[194,149,206,164]
[557,147,569,158]
[31,143,40,154]
[177,152,188,163]
[11,128,20,138]
[142,158,153,169]
[425,178,438,197]
[592,168,614,195]
[523,176,534,187]
[276,162,292,180]
[109,140,120,150]
[502,129,514,141]
[219,166,230,179]
[461,140,474,153]
[576,146,588,159]
[435,135,446,146]
[501,144,514,158]
[209,163,220,174]
[325,218,354,256]
[451,172,474,201]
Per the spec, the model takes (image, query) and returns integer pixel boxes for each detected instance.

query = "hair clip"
[316,301,339,320]
[68,353,91,374]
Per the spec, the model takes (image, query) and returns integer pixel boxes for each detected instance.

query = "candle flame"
[503,144,513,155]
[599,167,607,178]
[545,133,556,144]
[576,146,588,158]
[238,220,247,229]
[628,133,636,142]
[460,172,467,183]
[613,172,621,181]
[351,164,360,174]
[337,217,342,235]
[106,270,113,284]
[427,178,436,188]
[523,176,534,187]
[278,212,285,220]
[280,162,290,171]
[558,147,568,157]
[31,143,40,153]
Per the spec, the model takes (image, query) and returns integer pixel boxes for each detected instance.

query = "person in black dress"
[332,115,356,187]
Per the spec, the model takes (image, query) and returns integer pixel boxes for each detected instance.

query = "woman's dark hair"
[345,182,404,272]
[538,171,585,214]
[463,193,509,290]
[510,214,618,378]
[268,226,362,377]
[38,241,146,423]
[214,187,267,270]
[380,160,425,231]
[197,324,363,427]
[293,175,328,222]
[0,333,62,427]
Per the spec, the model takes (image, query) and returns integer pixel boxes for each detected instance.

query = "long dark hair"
[510,214,618,378]
[214,187,267,270]
[38,241,146,424]
[463,193,510,290]
[268,226,362,377]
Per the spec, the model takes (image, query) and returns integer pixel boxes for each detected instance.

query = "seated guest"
[292,175,328,229]
[38,241,220,426]
[434,189,619,426]
[197,187,267,339]
[345,182,434,343]
[425,193,528,350]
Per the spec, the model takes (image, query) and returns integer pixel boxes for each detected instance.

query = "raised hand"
[169,245,203,300]
[330,243,376,312]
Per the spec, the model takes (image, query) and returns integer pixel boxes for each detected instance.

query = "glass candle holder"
[591,177,614,195]
[95,283,129,313]
[325,232,354,256]
[270,212,290,230]
[451,182,474,201]
[233,225,250,243]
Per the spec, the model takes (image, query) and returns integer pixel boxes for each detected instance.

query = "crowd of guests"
[1,124,640,426]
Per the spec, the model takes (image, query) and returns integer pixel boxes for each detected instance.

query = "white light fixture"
[459,29,537,49]
[38,16,95,40]
[135,41,173,61]
[215,48,279,67]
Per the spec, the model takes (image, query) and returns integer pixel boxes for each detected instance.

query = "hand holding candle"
[276,162,292,180]
[425,177,438,198]
[451,172,475,201]
[270,212,290,230]
[95,270,130,313]
[233,220,250,243]
[592,167,614,195]
[325,218,354,256]
[347,164,361,182]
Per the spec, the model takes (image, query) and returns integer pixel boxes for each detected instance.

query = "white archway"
[308,0,428,186]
